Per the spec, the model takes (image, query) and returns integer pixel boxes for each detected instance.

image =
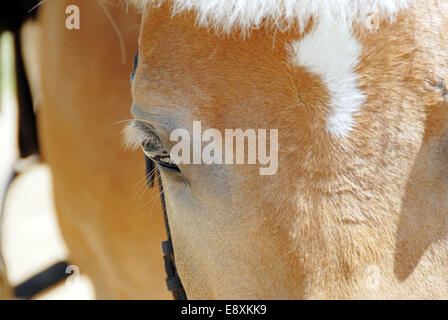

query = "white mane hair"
[131,0,414,33]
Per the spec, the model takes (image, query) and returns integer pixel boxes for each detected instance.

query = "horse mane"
[129,0,414,34]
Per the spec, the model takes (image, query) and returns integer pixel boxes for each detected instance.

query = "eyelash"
[125,120,181,173]
[141,134,162,153]
[140,134,181,173]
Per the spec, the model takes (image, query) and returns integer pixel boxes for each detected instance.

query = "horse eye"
[141,136,181,173]
[141,134,162,153]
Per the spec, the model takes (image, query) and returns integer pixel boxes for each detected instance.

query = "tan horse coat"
[23,0,169,299]
[17,0,448,299]
[128,0,448,298]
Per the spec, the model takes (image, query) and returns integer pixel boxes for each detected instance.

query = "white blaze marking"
[290,19,366,137]
[132,0,414,136]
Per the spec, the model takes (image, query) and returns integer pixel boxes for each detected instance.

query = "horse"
[19,0,170,298]
[126,0,448,298]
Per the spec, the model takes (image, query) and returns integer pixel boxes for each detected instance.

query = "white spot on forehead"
[290,19,366,137]
[131,0,414,137]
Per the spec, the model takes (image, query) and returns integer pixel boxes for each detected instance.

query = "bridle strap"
[137,51,187,300]
[145,156,187,300]
[157,174,187,300]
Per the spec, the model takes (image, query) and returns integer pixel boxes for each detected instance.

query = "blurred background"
[0,31,94,299]
[1,1,168,300]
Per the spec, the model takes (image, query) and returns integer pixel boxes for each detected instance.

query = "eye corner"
[124,119,182,175]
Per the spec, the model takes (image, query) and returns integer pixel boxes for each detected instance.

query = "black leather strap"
[144,157,187,300]
[14,30,39,158]
[145,154,155,188]
[157,175,187,300]
[0,1,40,158]
[0,1,40,32]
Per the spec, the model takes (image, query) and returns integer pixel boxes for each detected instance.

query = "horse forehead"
[137,22,355,140]
[135,2,420,138]
[136,9,306,124]
[134,0,415,34]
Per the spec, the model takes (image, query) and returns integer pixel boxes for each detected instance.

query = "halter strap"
[135,51,187,300]
[143,157,187,300]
